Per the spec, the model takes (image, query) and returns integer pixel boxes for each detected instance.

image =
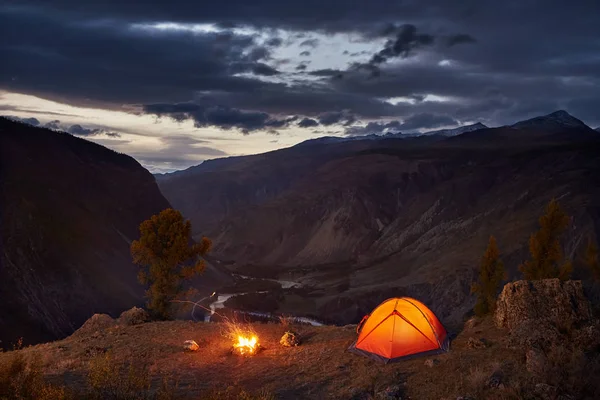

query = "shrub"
[519,199,573,280]
[0,352,71,400]
[86,353,177,400]
[471,236,505,316]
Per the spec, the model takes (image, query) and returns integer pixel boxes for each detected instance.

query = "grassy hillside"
[1,315,598,399]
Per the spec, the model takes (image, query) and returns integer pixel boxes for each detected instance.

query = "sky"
[1,1,599,173]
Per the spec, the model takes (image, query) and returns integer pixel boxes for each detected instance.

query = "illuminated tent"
[348,297,449,363]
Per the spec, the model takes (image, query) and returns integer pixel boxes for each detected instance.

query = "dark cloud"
[396,113,458,131]
[308,69,344,78]
[0,8,271,108]
[370,24,434,65]
[2,1,600,131]
[298,117,319,127]
[299,38,319,48]
[345,114,458,136]
[143,102,295,134]
[318,111,356,126]
[345,120,402,136]
[446,34,477,47]
[265,37,283,47]
[299,51,311,57]
[252,63,280,76]
[247,46,271,61]
[68,124,121,137]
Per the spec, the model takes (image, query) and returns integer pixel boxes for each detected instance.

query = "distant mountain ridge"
[157,110,600,326]
[511,110,590,131]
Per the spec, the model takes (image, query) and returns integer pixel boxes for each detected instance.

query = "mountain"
[511,109,590,131]
[157,110,600,327]
[595,126,600,132]
[292,122,487,147]
[0,118,173,347]
[420,122,488,136]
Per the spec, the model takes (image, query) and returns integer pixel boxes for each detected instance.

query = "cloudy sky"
[1,1,599,172]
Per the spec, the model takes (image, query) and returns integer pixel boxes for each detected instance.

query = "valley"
[158,111,600,330]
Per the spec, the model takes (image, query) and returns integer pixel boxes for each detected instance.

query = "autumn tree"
[131,208,211,319]
[584,238,600,281]
[519,199,572,281]
[472,236,505,316]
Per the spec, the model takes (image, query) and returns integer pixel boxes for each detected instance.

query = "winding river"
[204,276,324,326]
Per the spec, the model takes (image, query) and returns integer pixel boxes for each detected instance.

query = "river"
[205,276,323,326]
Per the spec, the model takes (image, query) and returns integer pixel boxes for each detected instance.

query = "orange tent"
[348,297,449,363]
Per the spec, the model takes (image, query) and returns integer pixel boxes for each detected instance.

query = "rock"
[375,384,402,399]
[495,279,592,331]
[424,358,440,367]
[118,307,150,326]
[572,321,600,349]
[463,317,479,330]
[466,337,487,349]
[508,320,561,350]
[75,313,115,335]
[280,331,301,347]
[526,348,547,376]
[487,372,502,388]
[183,340,199,352]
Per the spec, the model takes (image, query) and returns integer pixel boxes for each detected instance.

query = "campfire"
[225,321,261,356]
[233,334,260,356]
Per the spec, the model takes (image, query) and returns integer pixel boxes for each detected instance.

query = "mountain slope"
[420,122,488,136]
[158,111,600,327]
[0,118,172,347]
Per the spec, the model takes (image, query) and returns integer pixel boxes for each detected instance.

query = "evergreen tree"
[519,199,572,280]
[584,238,600,281]
[472,235,505,316]
[131,208,211,319]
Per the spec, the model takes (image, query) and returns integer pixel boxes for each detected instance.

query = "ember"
[233,334,260,356]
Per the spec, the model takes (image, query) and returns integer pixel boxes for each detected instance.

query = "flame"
[233,334,259,355]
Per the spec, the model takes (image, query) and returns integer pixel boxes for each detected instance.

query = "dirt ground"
[0,316,533,399]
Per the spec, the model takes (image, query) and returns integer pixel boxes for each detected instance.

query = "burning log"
[232,334,261,356]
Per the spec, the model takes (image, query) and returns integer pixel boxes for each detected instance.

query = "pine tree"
[472,236,505,316]
[131,208,211,319]
[584,238,600,281]
[519,199,572,280]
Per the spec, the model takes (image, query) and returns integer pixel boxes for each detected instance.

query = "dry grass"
[0,351,71,400]
[1,316,597,399]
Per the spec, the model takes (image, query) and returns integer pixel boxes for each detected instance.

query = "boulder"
[74,313,115,335]
[183,340,199,352]
[118,307,150,326]
[495,279,592,330]
[424,358,440,367]
[507,320,561,350]
[466,337,487,349]
[280,331,301,347]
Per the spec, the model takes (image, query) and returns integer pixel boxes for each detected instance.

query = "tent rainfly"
[348,297,449,363]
